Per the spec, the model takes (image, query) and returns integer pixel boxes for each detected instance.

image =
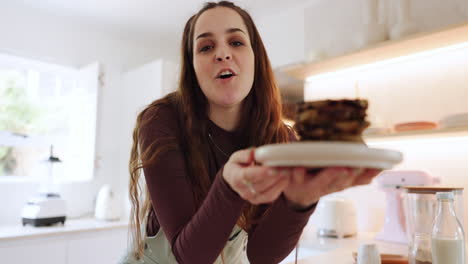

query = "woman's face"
[192,7,255,109]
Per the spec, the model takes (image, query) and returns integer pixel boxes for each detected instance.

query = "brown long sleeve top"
[140,104,315,264]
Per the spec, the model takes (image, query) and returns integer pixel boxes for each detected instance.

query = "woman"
[125,1,380,263]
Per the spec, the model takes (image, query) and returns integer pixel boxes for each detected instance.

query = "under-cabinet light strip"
[306,41,468,82]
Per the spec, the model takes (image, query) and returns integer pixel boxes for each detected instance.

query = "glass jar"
[403,187,464,264]
[409,233,432,264]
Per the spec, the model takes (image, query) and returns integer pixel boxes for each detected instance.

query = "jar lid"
[403,186,464,194]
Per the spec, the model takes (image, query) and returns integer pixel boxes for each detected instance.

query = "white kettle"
[95,185,121,221]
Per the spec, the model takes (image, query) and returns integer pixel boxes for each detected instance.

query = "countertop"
[282,229,408,264]
[0,218,128,242]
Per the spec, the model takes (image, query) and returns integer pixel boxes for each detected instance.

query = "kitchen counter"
[1,220,406,263]
[282,229,408,264]
[0,218,128,242]
[0,218,129,264]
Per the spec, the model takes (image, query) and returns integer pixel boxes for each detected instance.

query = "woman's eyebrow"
[226,28,246,35]
[195,28,246,40]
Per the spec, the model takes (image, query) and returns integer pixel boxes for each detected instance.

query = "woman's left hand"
[283,167,382,210]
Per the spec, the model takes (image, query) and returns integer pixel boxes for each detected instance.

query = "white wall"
[0,5,178,225]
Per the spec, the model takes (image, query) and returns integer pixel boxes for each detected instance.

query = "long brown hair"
[128,1,291,260]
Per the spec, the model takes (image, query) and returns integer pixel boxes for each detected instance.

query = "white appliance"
[21,193,67,226]
[375,170,439,244]
[21,146,67,227]
[316,197,357,238]
[95,185,121,221]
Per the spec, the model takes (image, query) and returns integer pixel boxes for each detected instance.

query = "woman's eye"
[231,41,244,47]
[200,45,213,52]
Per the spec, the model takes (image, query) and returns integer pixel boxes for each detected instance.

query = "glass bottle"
[431,192,466,264]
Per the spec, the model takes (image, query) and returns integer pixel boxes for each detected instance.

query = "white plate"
[255,142,403,169]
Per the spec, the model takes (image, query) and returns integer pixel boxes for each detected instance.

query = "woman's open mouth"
[216,69,237,81]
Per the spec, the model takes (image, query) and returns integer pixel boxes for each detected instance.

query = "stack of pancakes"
[293,99,370,143]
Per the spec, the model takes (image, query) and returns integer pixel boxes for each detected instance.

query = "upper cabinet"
[282,22,468,81]
[256,8,306,69]
[258,0,468,76]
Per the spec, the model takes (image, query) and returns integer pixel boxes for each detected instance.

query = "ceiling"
[4,0,314,40]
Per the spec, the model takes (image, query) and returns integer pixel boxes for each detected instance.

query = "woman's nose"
[216,55,231,62]
[215,48,231,61]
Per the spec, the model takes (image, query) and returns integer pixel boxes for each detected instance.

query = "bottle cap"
[436,192,454,200]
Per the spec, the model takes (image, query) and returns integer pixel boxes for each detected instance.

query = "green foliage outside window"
[0,71,45,176]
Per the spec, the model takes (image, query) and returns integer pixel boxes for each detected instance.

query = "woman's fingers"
[313,167,381,193]
[227,148,383,206]
[247,176,290,205]
[250,169,290,193]
[306,167,357,194]
[318,167,352,193]
[237,167,291,203]
[284,167,353,206]
[282,166,383,208]
[229,148,255,165]
[290,167,306,185]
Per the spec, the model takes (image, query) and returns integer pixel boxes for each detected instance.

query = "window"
[0,53,99,182]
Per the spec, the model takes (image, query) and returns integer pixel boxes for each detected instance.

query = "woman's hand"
[223,148,290,205]
[283,167,382,209]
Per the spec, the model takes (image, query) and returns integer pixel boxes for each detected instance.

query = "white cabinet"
[0,220,129,264]
[67,229,128,264]
[0,239,67,264]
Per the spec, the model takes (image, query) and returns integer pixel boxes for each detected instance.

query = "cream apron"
[120,225,249,264]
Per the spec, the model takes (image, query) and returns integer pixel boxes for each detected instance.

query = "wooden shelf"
[364,126,468,142]
[282,22,468,80]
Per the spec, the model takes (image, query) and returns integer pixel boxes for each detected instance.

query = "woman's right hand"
[223,148,290,205]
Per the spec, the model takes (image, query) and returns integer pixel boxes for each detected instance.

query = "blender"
[21,145,67,226]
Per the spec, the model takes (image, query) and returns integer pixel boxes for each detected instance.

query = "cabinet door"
[0,239,67,264]
[67,228,128,264]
